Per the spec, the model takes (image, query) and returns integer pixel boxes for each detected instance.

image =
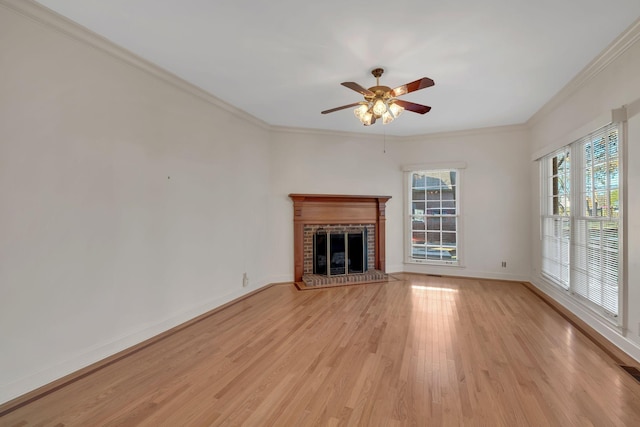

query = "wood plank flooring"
[3,274,640,426]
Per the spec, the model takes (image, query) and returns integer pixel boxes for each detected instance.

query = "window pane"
[426,247,451,260]
[552,196,565,215]
[585,196,595,216]
[412,202,425,215]
[426,190,440,200]
[609,189,619,218]
[426,201,441,214]
[442,200,456,215]
[425,173,444,189]
[593,138,606,163]
[442,218,456,232]
[585,167,593,191]
[427,232,440,245]
[593,164,607,191]
[412,173,426,188]
[408,169,459,264]
[427,217,441,231]
[551,151,571,217]
[411,217,425,231]
[609,134,619,153]
[442,232,456,246]
[609,163,619,188]
[412,232,425,245]
[594,191,607,217]
[412,246,426,259]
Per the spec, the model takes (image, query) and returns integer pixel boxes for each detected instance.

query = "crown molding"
[0,0,270,131]
[270,123,527,142]
[399,123,528,142]
[269,125,405,142]
[527,17,640,128]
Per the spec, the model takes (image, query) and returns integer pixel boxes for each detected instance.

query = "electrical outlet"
[242,273,249,287]
[501,261,507,268]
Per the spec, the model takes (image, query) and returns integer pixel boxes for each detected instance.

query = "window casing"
[540,123,622,324]
[406,169,460,265]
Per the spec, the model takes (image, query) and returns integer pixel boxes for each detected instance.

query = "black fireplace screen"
[313,229,368,276]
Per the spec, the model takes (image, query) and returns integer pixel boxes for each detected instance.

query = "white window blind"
[571,125,620,317]
[541,217,570,288]
[540,123,622,323]
[541,149,571,289]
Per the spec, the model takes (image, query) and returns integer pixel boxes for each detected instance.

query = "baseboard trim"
[521,281,639,368]
[396,271,525,284]
[401,265,530,282]
[0,282,289,417]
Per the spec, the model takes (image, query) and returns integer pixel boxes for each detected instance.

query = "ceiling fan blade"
[341,82,375,96]
[321,102,362,114]
[390,77,435,97]
[394,100,431,114]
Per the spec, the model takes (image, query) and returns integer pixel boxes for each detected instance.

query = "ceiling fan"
[321,68,434,126]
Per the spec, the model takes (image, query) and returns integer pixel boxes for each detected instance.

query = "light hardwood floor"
[3,274,640,426]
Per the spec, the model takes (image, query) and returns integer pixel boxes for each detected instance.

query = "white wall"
[268,130,404,278]
[390,128,531,281]
[0,4,272,403]
[528,25,640,361]
[268,126,532,283]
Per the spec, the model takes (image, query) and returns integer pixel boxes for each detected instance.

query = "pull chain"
[383,129,387,153]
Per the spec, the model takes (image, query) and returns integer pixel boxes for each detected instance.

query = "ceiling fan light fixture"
[354,103,370,120]
[372,99,387,116]
[361,111,374,126]
[381,100,404,124]
[388,102,404,118]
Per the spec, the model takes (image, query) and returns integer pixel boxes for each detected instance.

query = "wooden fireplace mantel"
[289,194,391,282]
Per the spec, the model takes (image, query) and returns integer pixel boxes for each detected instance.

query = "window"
[541,149,571,288]
[540,123,622,323]
[407,169,459,265]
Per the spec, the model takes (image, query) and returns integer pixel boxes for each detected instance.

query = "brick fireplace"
[289,194,391,282]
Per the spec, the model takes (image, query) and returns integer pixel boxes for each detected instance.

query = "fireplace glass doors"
[313,229,368,276]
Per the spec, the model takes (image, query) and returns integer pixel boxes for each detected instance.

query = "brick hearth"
[301,269,388,287]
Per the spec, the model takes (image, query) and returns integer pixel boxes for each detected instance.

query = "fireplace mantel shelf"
[289,194,391,282]
[289,194,392,201]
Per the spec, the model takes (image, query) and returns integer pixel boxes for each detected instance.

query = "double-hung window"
[540,123,622,324]
[541,149,571,288]
[406,169,460,265]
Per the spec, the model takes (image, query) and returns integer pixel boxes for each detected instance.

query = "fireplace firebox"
[313,228,368,276]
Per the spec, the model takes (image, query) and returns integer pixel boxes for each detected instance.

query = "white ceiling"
[34,0,640,136]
